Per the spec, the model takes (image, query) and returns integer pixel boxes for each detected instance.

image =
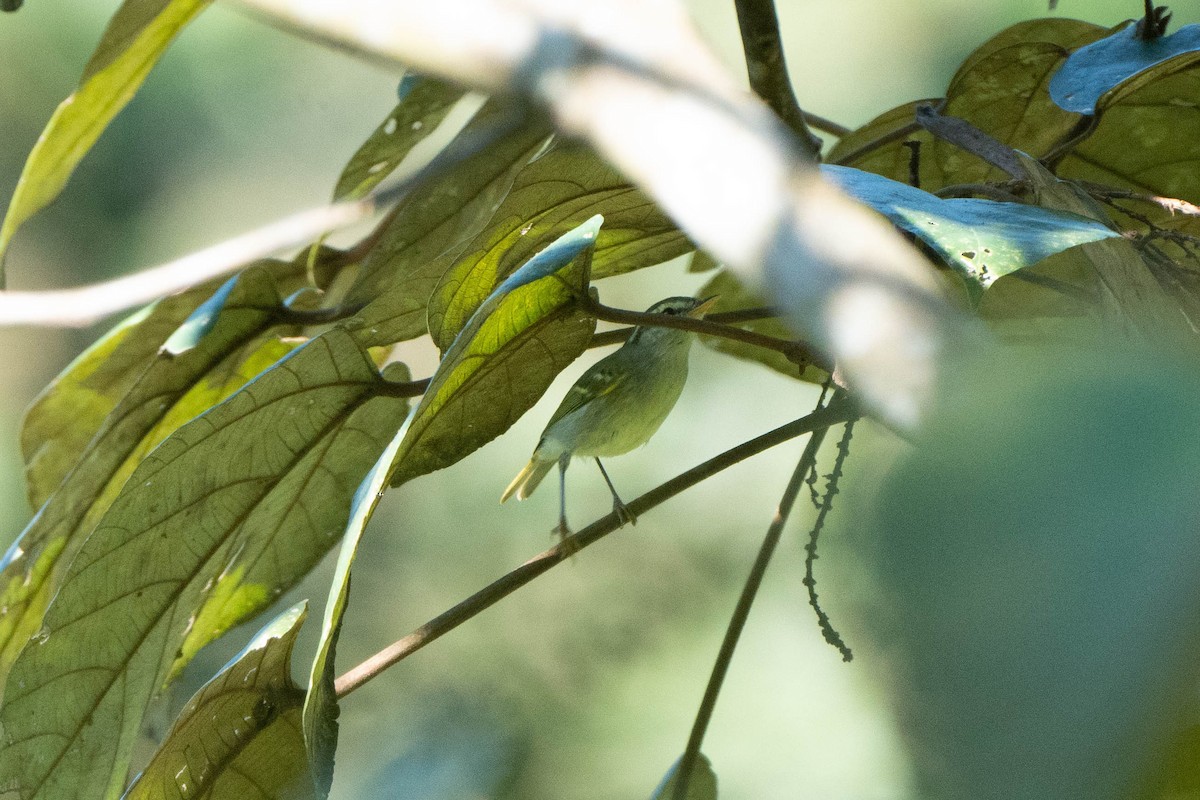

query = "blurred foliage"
[1,1,1200,800]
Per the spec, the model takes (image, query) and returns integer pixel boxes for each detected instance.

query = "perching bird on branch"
[502,295,717,536]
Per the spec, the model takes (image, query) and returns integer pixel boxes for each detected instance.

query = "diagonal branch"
[734,0,822,156]
[333,397,858,698]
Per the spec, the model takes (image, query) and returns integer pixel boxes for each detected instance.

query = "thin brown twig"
[831,119,923,166]
[583,295,830,370]
[333,398,858,698]
[587,306,783,349]
[672,394,835,800]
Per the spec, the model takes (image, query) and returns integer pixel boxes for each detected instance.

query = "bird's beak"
[688,295,719,318]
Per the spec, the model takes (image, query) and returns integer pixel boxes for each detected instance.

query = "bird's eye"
[664,307,678,315]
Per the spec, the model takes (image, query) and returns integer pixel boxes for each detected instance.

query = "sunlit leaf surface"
[427,141,693,351]
[0,329,409,800]
[1050,21,1200,114]
[0,0,212,276]
[124,603,316,800]
[389,218,600,486]
[824,164,1119,301]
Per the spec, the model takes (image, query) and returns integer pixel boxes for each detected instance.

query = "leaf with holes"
[427,140,694,351]
[824,164,1120,303]
[0,268,288,697]
[1050,21,1200,114]
[343,108,553,347]
[828,19,1106,190]
[649,755,718,800]
[0,0,212,277]
[389,217,600,487]
[0,328,409,800]
[124,603,316,800]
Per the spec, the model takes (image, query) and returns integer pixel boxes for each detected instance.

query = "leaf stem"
[333,397,858,698]
[733,0,822,156]
[670,395,834,800]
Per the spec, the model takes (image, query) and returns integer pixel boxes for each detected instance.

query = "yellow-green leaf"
[389,217,601,486]
[0,0,212,277]
[427,141,694,351]
[124,603,316,800]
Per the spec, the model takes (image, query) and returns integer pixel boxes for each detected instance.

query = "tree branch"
[333,397,858,698]
[733,0,822,156]
[671,394,834,800]
[227,0,969,430]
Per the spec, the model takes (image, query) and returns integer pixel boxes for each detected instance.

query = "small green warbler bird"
[501,295,717,535]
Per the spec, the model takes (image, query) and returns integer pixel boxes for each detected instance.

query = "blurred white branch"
[0,195,379,328]
[227,0,973,426]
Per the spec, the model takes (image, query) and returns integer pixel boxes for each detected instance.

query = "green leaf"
[331,77,466,202]
[823,164,1120,302]
[303,426,407,798]
[19,254,330,509]
[0,0,212,277]
[123,603,316,800]
[828,19,1105,190]
[0,269,287,696]
[343,108,553,347]
[650,755,718,800]
[696,270,827,383]
[389,218,600,487]
[0,328,410,800]
[427,141,694,351]
[1050,21,1200,114]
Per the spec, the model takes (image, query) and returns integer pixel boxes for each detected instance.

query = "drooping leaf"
[343,108,553,347]
[0,269,288,694]
[649,755,718,800]
[696,270,827,383]
[828,19,1105,190]
[332,77,466,202]
[427,140,694,351]
[0,0,212,276]
[389,217,600,487]
[303,425,407,798]
[1050,21,1200,114]
[123,603,316,800]
[823,164,1120,302]
[0,328,410,800]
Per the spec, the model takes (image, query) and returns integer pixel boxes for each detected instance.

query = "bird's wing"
[544,365,629,429]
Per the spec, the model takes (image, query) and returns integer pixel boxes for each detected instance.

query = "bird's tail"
[501,457,555,503]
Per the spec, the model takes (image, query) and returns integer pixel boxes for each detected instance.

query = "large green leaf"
[0,0,212,276]
[1050,21,1200,114]
[696,270,826,383]
[20,253,325,510]
[823,164,1120,302]
[828,19,1105,190]
[0,328,409,800]
[331,76,466,202]
[389,217,600,487]
[123,603,316,800]
[0,269,287,695]
[427,140,694,351]
[343,108,553,347]
[649,755,718,800]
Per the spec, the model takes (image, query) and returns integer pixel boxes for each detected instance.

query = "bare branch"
[333,398,858,698]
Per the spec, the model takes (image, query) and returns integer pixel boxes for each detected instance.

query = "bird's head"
[627,295,718,350]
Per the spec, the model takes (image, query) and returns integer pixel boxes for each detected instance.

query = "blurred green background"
[1,1,1196,798]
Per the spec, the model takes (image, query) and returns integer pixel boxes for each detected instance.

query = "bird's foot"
[553,517,581,556]
[612,498,637,527]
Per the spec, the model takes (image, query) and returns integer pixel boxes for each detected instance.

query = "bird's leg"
[595,458,636,526]
[554,455,573,541]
